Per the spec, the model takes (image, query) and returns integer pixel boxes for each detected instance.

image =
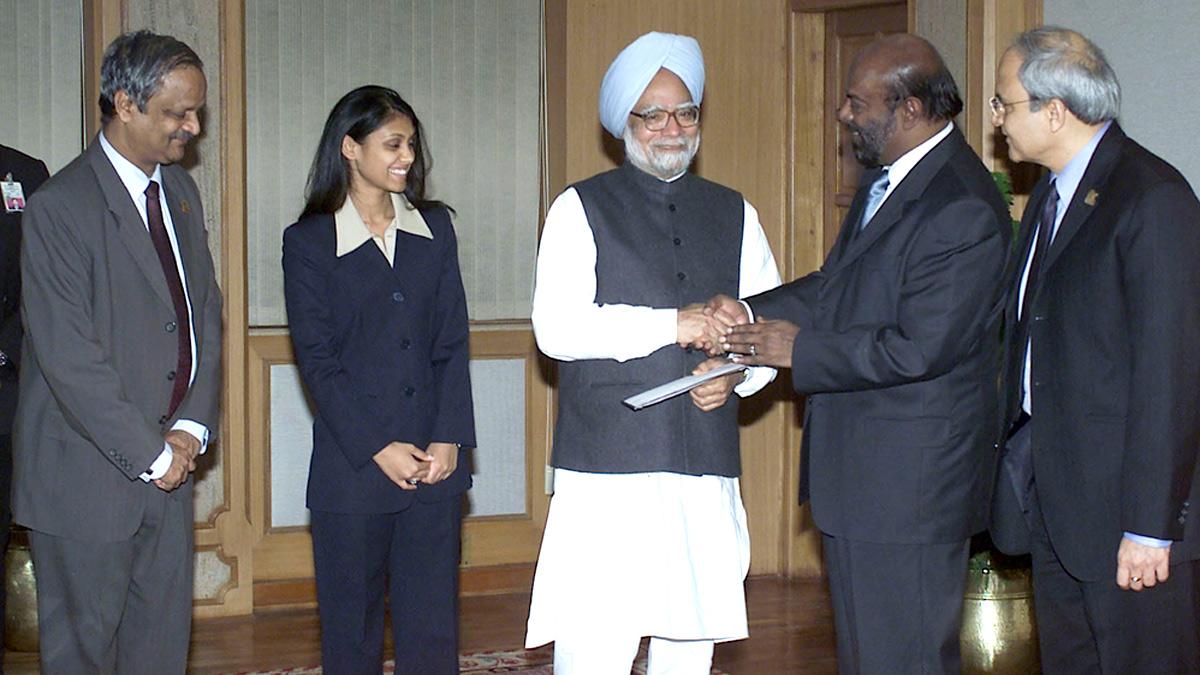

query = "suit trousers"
[1028,484,1200,674]
[311,498,462,675]
[29,488,192,675]
[822,533,969,675]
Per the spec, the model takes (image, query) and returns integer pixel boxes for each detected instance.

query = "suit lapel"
[1041,124,1126,273]
[828,128,964,275]
[86,141,174,309]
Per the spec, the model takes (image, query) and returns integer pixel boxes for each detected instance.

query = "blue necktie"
[859,168,890,231]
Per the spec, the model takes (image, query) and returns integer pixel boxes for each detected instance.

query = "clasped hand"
[373,441,459,490]
[155,429,200,492]
[677,295,750,356]
[680,294,800,369]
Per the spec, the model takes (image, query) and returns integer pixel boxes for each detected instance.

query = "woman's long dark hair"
[300,85,449,219]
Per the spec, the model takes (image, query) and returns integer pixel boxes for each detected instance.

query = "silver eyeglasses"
[989,95,1035,116]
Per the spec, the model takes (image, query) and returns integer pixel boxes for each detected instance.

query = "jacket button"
[1033,315,1044,322]
[401,339,411,350]
[673,237,681,246]
[404,387,415,397]
[167,371,176,381]
[668,204,677,212]
[159,415,167,425]
[392,291,405,302]
[677,272,686,281]
[165,321,177,332]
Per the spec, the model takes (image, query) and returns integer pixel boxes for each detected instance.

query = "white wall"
[1044,1,1200,189]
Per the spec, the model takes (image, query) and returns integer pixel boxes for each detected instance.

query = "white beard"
[623,127,700,180]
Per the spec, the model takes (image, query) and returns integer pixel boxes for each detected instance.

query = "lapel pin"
[179,199,191,215]
[1084,189,1099,206]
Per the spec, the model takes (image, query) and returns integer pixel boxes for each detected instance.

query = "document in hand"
[622,362,749,411]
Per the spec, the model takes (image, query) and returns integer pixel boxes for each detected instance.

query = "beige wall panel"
[124,0,225,279]
[913,0,967,114]
[562,0,794,574]
[120,0,255,616]
[123,0,228,529]
[0,0,84,172]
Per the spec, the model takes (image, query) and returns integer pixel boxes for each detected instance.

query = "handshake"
[677,294,800,369]
[678,294,750,356]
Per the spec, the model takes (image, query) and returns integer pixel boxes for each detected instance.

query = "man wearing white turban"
[525,31,781,673]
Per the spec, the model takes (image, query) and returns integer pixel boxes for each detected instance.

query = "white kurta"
[525,183,782,648]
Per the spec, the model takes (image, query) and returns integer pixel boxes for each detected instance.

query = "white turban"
[598,31,705,139]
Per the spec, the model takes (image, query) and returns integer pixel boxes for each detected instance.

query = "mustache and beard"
[847,111,896,168]
[624,126,700,180]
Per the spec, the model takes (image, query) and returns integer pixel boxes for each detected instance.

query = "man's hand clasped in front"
[156,429,201,492]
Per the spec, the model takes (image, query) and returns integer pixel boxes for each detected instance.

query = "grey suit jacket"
[13,139,223,541]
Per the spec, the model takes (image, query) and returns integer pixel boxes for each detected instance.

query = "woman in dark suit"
[282,85,475,674]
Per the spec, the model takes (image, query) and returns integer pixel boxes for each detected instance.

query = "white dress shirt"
[98,133,208,480]
[878,121,955,207]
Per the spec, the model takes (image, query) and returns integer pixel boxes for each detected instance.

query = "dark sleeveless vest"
[551,161,744,476]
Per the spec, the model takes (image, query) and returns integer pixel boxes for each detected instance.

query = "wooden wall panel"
[561,0,794,575]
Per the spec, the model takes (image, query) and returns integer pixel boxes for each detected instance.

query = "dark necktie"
[859,168,891,231]
[1015,180,1058,399]
[145,180,192,418]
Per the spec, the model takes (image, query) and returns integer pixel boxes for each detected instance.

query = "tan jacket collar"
[335,192,433,257]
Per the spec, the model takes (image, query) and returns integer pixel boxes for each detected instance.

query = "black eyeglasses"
[629,105,701,131]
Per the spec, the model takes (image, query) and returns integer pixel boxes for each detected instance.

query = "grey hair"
[99,30,203,124]
[1011,26,1119,124]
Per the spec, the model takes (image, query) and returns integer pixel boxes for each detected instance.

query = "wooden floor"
[2,576,838,673]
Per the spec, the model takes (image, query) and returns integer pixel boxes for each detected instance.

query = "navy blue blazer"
[283,204,475,513]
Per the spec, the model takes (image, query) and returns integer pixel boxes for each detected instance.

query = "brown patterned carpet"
[222,645,728,674]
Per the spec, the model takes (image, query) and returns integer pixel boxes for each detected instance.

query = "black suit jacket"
[0,146,49,434]
[749,128,1010,544]
[282,206,476,513]
[994,123,1200,581]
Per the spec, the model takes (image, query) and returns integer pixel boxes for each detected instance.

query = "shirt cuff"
[1123,532,1172,548]
[140,446,174,482]
[171,419,211,455]
[738,300,755,323]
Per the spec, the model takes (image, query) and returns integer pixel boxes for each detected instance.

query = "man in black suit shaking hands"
[713,35,1010,674]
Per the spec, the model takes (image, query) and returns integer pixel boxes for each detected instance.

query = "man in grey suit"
[713,35,1010,674]
[14,31,221,673]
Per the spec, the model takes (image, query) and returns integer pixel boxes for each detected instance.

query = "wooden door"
[822,3,908,252]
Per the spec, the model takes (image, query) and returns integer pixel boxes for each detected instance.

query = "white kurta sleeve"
[733,199,782,397]
[531,188,678,362]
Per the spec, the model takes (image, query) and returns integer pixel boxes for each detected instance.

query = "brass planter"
[961,561,1040,674]
[5,529,39,653]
